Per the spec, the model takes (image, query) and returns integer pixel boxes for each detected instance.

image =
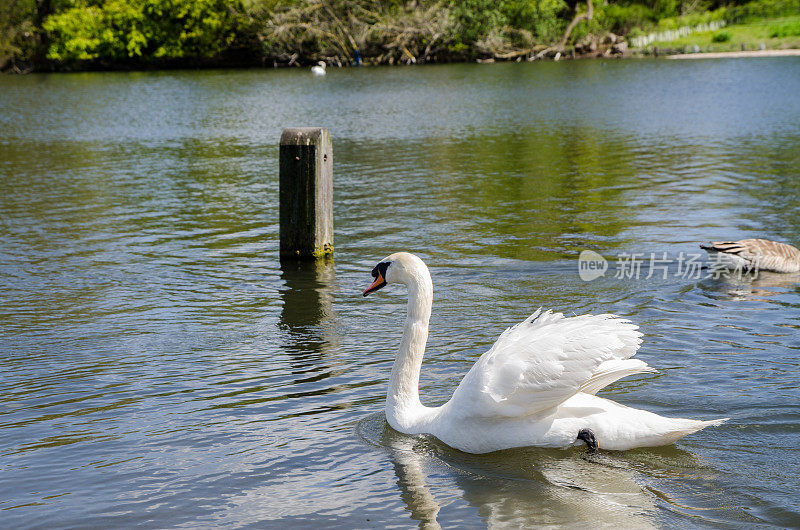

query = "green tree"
[505,0,569,41]
[451,0,509,44]
[1,0,37,70]
[43,0,245,63]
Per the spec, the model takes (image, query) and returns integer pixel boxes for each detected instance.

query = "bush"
[260,0,461,64]
[653,0,680,20]
[1,0,38,70]
[711,29,731,41]
[503,0,568,42]
[599,3,657,34]
[656,9,726,30]
[725,0,800,23]
[769,19,800,37]
[43,0,244,63]
[257,0,570,64]
[450,0,508,45]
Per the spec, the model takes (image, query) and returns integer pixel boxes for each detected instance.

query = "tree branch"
[558,0,593,50]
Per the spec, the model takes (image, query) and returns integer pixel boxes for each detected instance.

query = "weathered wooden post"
[279,127,333,259]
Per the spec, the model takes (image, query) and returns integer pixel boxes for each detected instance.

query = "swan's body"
[701,238,800,273]
[311,61,326,76]
[363,252,726,453]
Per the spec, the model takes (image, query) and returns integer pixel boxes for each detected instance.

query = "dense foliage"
[42,0,244,62]
[1,0,798,71]
[1,0,38,71]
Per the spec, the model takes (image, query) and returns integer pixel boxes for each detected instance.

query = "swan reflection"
[390,438,442,529]
[369,416,718,528]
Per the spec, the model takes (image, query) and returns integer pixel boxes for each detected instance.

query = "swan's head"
[362,252,426,296]
[317,61,326,68]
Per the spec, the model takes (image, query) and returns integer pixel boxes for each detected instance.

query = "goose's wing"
[449,310,647,419]
[700,238,800,272]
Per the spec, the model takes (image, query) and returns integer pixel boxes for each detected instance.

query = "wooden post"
[279,127,333,259]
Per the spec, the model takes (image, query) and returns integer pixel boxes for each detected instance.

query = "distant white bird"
[362,252,727,454]
[700,238,800,273]
[311,61,326,76]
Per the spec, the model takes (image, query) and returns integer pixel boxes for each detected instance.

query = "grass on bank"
[647,15,800,52]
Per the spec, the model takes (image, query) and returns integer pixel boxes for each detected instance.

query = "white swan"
[363,252,727,453]
[311,61,326,76]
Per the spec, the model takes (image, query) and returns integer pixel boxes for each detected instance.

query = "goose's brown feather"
[700,238,800,273]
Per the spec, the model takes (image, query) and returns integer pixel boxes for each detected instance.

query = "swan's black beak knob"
[363,261,389,296]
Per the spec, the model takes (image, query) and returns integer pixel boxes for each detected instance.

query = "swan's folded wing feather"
[579,359,656,396]
[450,310,644,418]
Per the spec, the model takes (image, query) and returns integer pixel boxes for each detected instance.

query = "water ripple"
[1,60,799,527]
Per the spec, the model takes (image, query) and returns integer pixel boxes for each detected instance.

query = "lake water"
[1,58,799,528]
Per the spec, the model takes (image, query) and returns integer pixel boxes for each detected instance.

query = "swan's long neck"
[385,265,434,432]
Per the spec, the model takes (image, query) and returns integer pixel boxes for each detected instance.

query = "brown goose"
[700,239,800,273]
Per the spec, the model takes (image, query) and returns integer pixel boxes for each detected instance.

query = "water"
[1,58,799,527]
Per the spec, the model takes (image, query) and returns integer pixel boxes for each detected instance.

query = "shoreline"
[4,46,800,75]
[665,48,800,59]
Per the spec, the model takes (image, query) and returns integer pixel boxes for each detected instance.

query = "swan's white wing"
[449,310,645,418]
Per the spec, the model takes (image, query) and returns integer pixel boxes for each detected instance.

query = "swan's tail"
[660,417,728,445]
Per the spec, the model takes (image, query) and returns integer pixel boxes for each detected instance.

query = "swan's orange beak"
[363,270,386,296]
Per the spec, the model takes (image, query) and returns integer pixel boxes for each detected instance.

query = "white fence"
[629,20,726,48]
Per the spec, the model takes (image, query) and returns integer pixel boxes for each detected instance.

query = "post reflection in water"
[278,258,338,371]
